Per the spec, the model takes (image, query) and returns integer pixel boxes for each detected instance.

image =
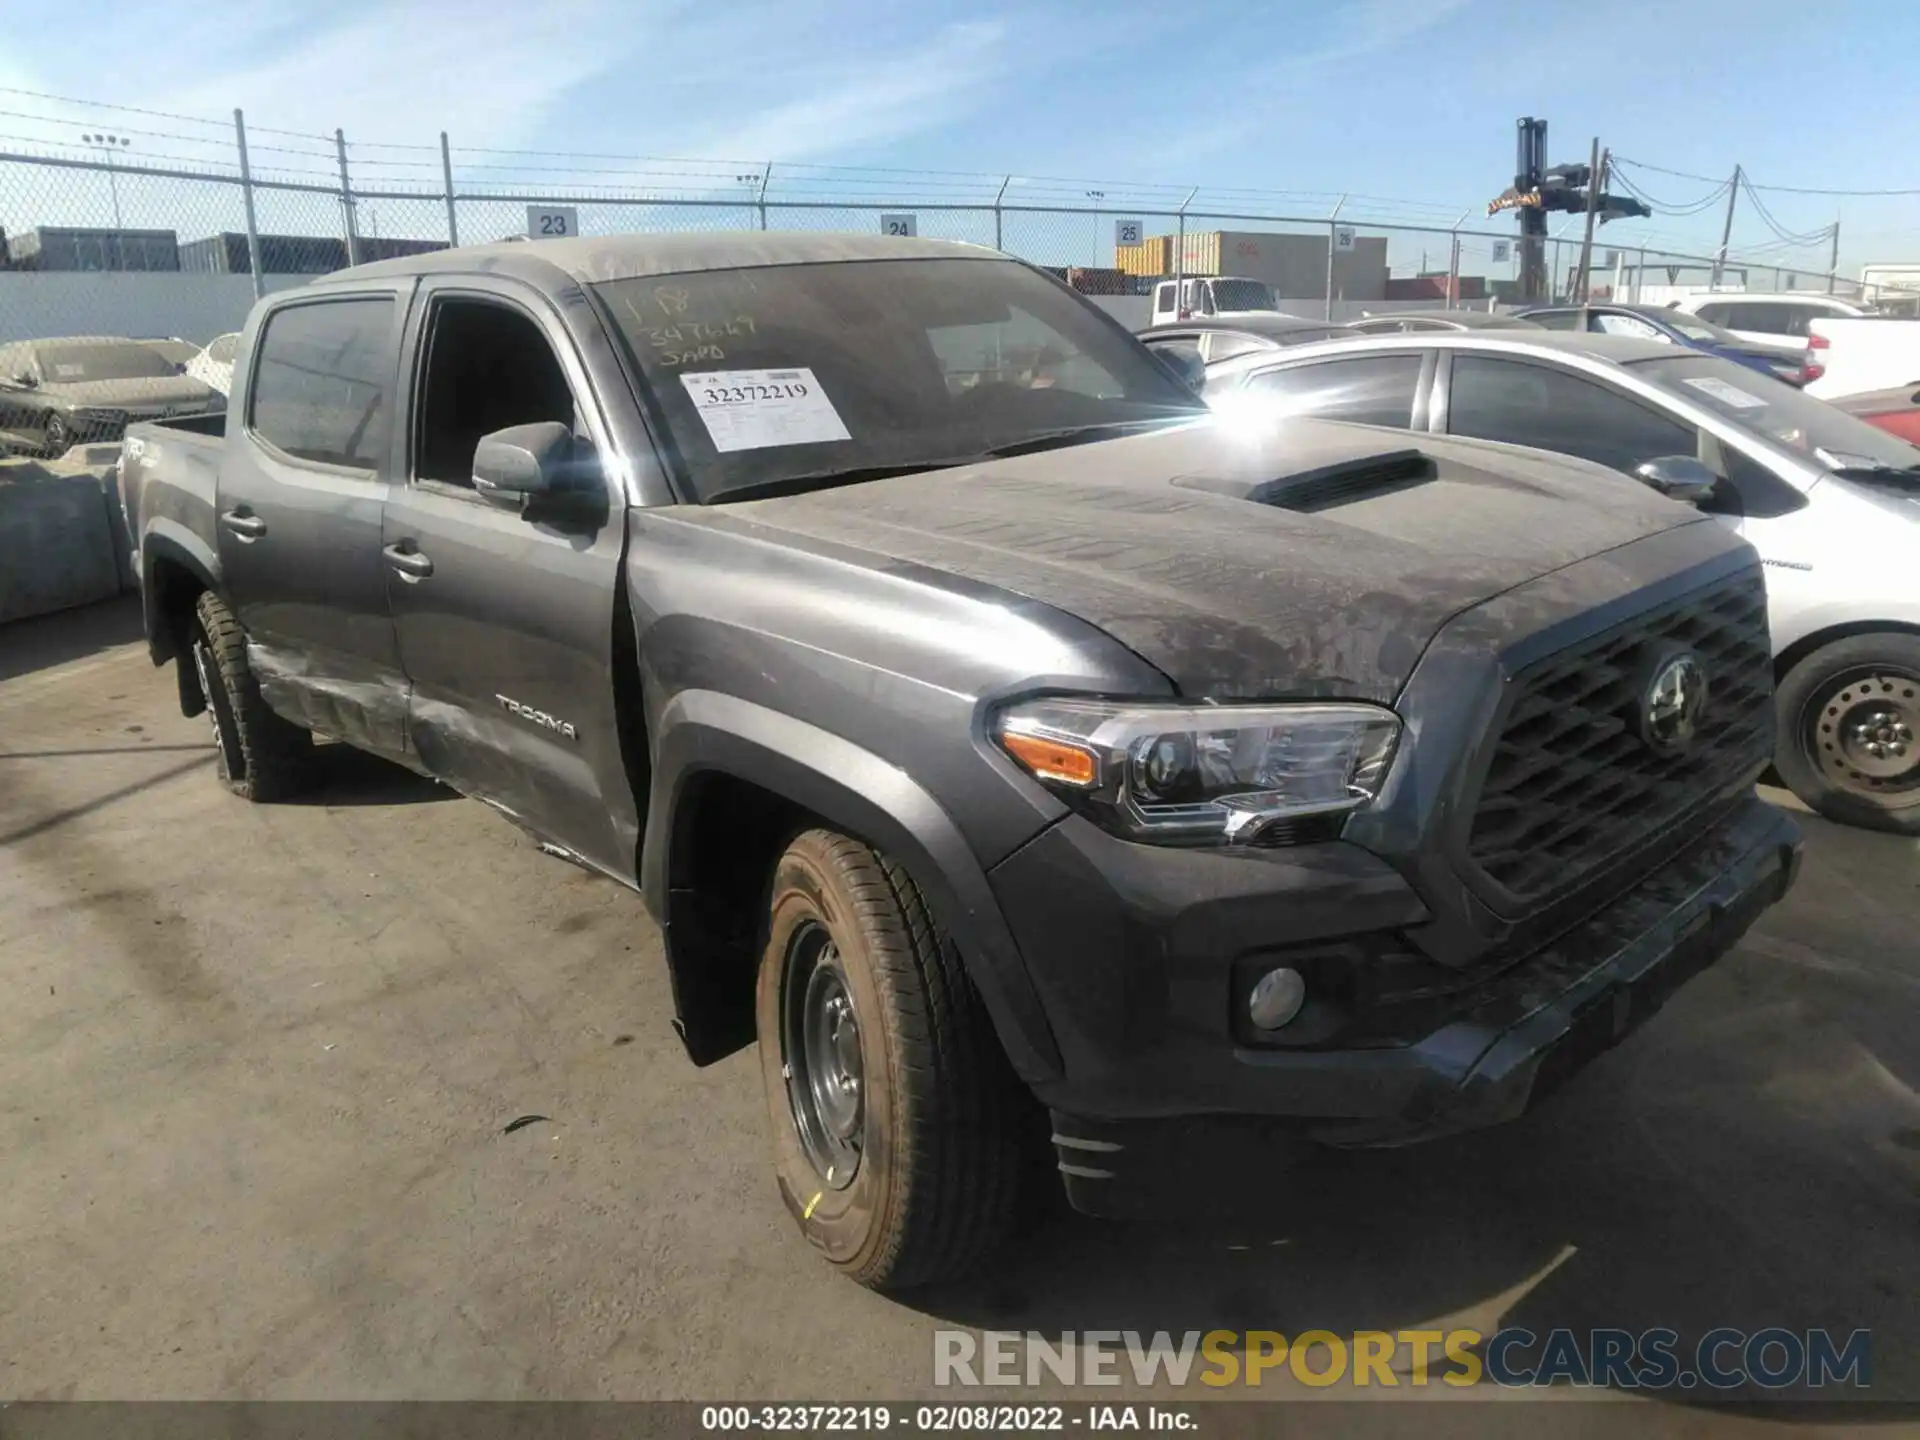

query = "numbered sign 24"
[880,213,917,238]
[527,206,579,239]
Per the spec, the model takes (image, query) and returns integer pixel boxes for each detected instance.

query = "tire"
[41,412,70,458]
[190,590,314,802]
[1774,633,1920,835]
[755,828,1033,1291]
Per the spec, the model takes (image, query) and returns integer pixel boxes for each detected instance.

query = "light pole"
[81,132,131,265]
[1086,189,1105,267]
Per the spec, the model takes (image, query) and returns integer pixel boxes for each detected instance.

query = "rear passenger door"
[217,290,411,755]
[380,277,640,880]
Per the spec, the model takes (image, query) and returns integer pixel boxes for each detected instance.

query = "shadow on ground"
[908,811,1919,1418]
[285,742,456,808]
[0,596,145,683]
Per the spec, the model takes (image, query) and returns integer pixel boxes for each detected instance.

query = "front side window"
[1447,356,1695,473]
[597,258,1207,503]
[1242,354,1423,428]
[1202,332,1269,362]
[413,298,577,487]
[1525,309,1580,331]
[250,298,395,468]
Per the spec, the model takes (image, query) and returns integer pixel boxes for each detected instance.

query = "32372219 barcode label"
[680,367,852,453]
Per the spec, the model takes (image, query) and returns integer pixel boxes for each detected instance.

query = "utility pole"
[1710,164,1741,287]
[1573,138,1603,304]
[1827,219,1841,295]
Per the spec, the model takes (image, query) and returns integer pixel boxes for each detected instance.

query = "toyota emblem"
[1639,651,1709,754]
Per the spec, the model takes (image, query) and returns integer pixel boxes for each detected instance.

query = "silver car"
[0,335,225,457]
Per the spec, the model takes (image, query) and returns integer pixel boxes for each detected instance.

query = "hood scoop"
[1173,449,1437,513]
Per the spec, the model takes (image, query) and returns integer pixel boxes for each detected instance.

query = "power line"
[1615,153,1920,198]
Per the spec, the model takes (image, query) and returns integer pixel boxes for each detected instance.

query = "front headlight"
[994,698,1400,846]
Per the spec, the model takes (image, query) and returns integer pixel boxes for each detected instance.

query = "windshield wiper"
[977,419,1183,461]
[709,461,969,504]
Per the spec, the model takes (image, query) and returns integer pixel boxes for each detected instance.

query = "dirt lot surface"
[2,599,1914,1430]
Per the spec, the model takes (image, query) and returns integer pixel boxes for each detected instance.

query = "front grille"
[1464,568,1773,909]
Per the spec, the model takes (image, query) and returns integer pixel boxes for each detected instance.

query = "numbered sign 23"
[527,206,579,239]
[880,213,917,238]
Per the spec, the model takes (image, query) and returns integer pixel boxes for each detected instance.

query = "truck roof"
[313,232,1002,288]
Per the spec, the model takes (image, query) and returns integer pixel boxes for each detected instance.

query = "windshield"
[34,343,181,383]
[1208,279,1276,311]
[1634,354,1920,471]
[598,258,1209,503]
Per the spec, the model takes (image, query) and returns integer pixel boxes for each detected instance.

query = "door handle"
[383,542,434,580]
[219,509,267,540]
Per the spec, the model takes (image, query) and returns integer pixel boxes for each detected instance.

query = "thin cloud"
[651,20,1015,166]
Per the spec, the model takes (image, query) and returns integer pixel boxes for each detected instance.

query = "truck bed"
[117,414,229,629]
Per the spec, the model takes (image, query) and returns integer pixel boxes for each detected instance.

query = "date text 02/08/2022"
[699,1404,1195,1432]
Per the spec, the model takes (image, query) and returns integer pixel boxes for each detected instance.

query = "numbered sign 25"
[1114,218,1144,247]
[527,206,580,239]
[880,213,917,238]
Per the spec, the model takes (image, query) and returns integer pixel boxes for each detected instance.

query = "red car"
[1832,384,1920,444]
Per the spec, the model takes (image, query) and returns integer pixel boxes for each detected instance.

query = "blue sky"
[3,0,1919,272]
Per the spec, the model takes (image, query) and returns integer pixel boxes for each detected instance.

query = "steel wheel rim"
[192,636,242,781]
[781,921,863,1190]
[1803,665,1920,798]
[44,415,67,452]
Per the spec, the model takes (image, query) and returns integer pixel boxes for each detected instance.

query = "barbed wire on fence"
[0,88,1880,348]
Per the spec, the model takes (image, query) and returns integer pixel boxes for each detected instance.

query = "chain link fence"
[0,128,1867,453]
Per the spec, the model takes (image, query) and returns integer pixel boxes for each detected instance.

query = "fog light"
[1247,967,1307,1030]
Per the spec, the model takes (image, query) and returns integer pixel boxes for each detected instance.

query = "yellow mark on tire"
[803,1190,824,1220]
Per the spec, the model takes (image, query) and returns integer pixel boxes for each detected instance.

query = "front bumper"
[991,796,1799,1217]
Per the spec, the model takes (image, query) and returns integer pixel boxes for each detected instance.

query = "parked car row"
[117,232,1805,1291]
[0,333,228,458]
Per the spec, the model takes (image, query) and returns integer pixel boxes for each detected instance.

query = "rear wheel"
[755,828,1032,1290]
[1775,633,1920,835]
[191,590,314,802]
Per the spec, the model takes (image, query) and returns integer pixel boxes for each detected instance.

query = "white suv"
[1671,292,1871,347]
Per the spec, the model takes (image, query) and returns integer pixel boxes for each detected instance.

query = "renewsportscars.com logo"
[933,1328,1872,1391]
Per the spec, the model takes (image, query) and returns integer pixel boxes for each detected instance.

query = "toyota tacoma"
[116,233,1801,1289]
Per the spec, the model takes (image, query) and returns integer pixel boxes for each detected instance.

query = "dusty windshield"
[598,258,1208,503]
[1210,279,1277,311]
[1633,354,1920,471]
[34,343,181,383]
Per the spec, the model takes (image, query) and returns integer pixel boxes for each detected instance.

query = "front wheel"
[41,412,70,457]
[1775,633,1920,835]
[755,829,1033,1291]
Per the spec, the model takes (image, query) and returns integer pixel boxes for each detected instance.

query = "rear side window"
[1524,309,1580,331]
[249,298,395,468]
[1244,354,1423,428]
[1448,357,1696,474]
[1144,337,1203,368]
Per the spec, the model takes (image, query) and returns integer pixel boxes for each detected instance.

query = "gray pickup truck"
[118,233,1801,1290]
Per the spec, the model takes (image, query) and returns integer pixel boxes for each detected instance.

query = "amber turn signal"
[999,730,1099,787]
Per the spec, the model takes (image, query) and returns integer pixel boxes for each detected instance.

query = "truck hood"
[697,418,1710,701]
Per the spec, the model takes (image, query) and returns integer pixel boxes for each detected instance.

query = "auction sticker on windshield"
[680,368,851,453]
[1682,376,1769,409]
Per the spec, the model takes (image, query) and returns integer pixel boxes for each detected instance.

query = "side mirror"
[473,421,577,506]
[1634,454,1719,505]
